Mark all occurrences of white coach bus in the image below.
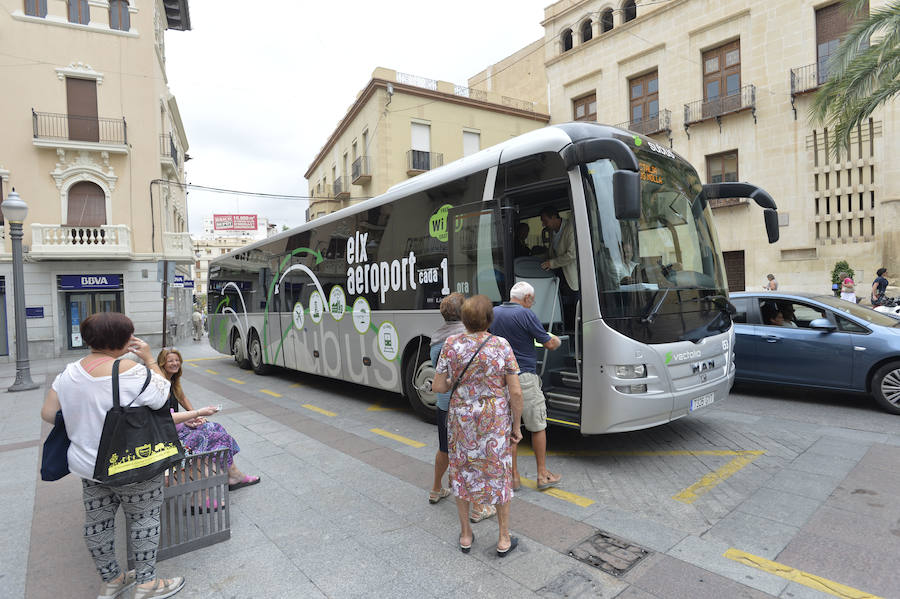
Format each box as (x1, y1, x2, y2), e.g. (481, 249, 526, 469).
(207, 123, 779, 434)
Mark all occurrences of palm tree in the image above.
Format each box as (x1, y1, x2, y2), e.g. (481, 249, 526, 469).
(810, 0, 900, 157)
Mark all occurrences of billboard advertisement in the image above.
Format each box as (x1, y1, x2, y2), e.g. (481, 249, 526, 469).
(213, 214, 258, 230)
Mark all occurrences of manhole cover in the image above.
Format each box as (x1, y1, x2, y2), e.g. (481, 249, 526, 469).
(567, 530, 650, 576)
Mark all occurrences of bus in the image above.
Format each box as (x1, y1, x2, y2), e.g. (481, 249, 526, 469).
(207, 123, 779, 434)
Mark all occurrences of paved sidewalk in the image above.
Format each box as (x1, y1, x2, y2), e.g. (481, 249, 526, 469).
(2, 343, 898, 598)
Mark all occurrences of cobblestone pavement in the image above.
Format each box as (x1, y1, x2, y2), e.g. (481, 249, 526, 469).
(3, 340, 899, 598)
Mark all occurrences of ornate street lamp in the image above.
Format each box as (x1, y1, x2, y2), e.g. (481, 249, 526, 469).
(2, 189, 38, 391)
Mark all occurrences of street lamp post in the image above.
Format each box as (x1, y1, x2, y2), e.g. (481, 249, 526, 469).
(2, 189, 38, 391)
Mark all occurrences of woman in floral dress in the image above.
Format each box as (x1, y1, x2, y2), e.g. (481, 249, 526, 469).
(157, 349, 260, 491)
(433, 295, 524, 556)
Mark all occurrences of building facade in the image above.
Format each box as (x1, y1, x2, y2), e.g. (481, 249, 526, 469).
(477, 0, 899, 294)
(304, 67, 550, 220)
(0, 0, 194, 358)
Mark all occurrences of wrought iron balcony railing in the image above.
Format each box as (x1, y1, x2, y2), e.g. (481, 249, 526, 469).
(615, 109, 671, 136)
(351, 156, 371, 184)
(160, 133, 179, 166)
(32, 110, 127, 145)
(684, 84, 756, 128)
(407, 150, 443, 173)
(334, 176, 350, 199)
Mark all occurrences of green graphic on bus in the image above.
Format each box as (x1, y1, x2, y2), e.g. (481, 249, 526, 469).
(428, 204, 453, 243)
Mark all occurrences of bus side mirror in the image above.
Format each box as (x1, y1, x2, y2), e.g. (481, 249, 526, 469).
(613, 170, 641, 220)
(764, 209, 779, 243)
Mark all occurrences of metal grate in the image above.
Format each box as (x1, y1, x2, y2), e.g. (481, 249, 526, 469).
(567, 530, 650, 576)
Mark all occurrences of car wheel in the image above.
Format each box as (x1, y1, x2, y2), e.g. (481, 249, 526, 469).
(404, 345, 437, 423)
(249, 332, 271, 375)
(871, 361, 900, 415)
(232, 333, 251, 370)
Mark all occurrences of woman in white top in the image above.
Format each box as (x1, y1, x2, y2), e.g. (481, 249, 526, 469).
(41, 312, 216, 599)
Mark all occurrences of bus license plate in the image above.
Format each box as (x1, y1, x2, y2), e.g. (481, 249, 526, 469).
(690, 393, 715, 411)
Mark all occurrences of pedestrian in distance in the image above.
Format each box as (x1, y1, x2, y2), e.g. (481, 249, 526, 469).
(41, 312, 215, 599)
(489, 281, 562, 490)
(157, 348, 260, 492)
(764, 273, 778, 291)
(539, 206, 579, 331)
(191, 309, 203, 341)
(840, 275, 857, 303)
(872, 268, 889, 305)
(426, 292, 465, 506)
(432, 295, 524, 556)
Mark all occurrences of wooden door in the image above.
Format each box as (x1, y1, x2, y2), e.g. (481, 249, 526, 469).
(722, 250, 745, 292)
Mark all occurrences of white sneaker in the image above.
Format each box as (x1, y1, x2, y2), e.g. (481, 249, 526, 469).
(97, 570, 135, 599)
(133, 577, 185, 599)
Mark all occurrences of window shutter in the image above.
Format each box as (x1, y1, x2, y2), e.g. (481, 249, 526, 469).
(67, 181, 106, 226)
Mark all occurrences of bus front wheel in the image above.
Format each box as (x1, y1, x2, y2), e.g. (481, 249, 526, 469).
(232, 333, 251, 370)
(404, 345, 437, 424)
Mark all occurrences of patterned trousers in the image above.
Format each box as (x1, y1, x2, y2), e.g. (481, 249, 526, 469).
(82, 473, 165, 584)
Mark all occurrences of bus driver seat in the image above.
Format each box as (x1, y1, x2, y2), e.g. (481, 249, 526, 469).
(513, 256, 563, 332)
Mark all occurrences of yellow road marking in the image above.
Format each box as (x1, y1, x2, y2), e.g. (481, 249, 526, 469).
(367, 403, 400, 411)
(260, 389, 282, 397)
(184, 356, 230, 362)
(227, 378, 245, 385)
(205, 369, 219, 375)
(187, 363, 199, 367)
(519, 476, 594, 507)
(672, 451, 764, 504)
(514, 447, 765, 504)
(547, 417, 580, 427)
(370, 428, 426, 448)
(302, 403, 336, 417)
(290, 383, 303, 388)
(724, 549, 883, 599)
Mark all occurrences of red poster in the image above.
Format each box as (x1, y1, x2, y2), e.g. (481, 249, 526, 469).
(213, 214, 257, 230)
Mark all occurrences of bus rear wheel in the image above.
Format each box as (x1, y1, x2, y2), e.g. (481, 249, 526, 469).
(405, 345, 437, 423)
(232, 333, 251, 370)
(249, 332, 271, 375)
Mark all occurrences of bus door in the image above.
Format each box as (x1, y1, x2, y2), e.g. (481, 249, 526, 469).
(447, 200, 509, 302)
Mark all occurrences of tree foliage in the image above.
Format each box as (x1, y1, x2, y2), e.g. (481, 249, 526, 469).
(810, 0, 900, 157)
(832, 260, 856, 285)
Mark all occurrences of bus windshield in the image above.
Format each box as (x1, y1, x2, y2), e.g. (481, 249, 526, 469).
(582, 149, 729, 343)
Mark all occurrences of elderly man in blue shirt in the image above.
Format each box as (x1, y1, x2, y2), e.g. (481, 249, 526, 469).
(490, 281, 562, 490)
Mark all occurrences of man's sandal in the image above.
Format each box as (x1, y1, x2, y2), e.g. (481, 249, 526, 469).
(428, 487, 451, 504)
(469, 504, 497, 523)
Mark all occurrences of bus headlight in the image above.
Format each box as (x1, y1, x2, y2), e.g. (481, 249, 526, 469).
(614, 364, 646, 379)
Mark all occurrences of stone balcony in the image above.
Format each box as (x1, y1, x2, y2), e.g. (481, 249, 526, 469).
(163, 231, 195, 263)
(30, 224, 132, 260)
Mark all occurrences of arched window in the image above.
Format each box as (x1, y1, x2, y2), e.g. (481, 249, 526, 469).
(67, 181, 106, 226)
(581, 19, 593, 43)
(623, 0, 637, 23)
(109, 0, 130, 31)
(562, 29, 573, 52)
(601, 9, 614, 33)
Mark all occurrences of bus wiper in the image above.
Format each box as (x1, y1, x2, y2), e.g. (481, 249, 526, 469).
(641, 287, 670, 324)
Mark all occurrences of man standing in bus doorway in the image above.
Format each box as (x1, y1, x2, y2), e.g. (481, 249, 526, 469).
(490, 281, 562, 490)
(539, 207, 579, 332)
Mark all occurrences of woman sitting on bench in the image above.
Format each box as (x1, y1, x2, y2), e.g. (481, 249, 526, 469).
(157, 348, 261, 491)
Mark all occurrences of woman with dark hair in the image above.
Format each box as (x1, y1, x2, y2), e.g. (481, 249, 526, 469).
(872, 268, 889, 305)
(157, 348, 259, 490)
(41, 313, 214, 599)
(432, 295, 524, 557)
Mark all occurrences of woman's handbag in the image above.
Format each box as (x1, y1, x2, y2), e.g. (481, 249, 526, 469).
(93, 360, 184, 485)
(40, 410, 70, 481)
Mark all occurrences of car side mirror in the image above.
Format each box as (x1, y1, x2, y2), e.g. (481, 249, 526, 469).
(809, 318, 836, 332)
(613, 170, 641, 220)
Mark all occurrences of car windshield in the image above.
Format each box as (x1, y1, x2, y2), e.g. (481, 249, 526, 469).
(582, 148, 729, 343)
(813, 295, 900, 327)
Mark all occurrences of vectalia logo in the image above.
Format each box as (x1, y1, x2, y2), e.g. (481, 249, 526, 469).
(665, 350, 702, 364)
